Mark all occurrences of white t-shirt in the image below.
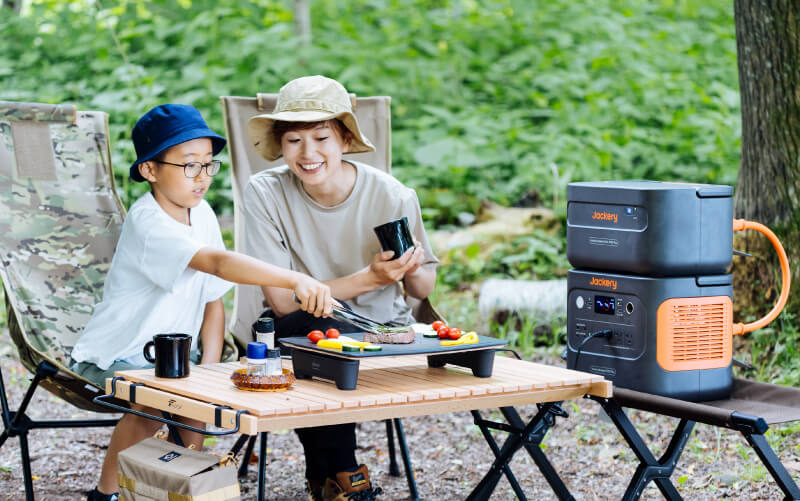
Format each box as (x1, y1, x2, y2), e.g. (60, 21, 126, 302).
(71, 192, 232, 370)
(230, 161, 438, 345)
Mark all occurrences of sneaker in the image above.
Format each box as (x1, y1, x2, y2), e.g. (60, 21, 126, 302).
(87, 488, 119, 501)
(322, 464, 383, 501)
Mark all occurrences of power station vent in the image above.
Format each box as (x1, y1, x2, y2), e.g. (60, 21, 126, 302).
(657, 296, 733, 372)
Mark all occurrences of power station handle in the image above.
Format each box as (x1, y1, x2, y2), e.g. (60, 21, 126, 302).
(732, 219, 791, 335)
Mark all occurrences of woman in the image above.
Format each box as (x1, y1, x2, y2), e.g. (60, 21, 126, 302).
(236, 75, 438, 501)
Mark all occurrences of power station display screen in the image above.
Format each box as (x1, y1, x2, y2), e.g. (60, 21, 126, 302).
(594, 295, 616, 315)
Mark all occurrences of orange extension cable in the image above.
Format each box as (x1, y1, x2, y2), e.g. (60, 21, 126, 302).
(732, 219, 792, 335)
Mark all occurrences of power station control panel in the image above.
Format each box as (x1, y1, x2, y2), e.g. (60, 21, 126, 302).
(568, 289, 645, 360)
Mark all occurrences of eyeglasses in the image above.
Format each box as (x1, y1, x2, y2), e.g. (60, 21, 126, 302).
(156, 159, 221, 178)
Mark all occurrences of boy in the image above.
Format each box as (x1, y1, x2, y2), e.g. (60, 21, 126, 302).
(238, 76, 438, 501)
(71, 104, 333, 501)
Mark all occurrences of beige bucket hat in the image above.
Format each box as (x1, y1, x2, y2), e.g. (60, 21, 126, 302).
(248, 75, 376, 161)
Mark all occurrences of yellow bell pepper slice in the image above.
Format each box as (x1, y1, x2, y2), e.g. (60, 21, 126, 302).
(440, 332, 479, 346)
(317, 339, 343, 350)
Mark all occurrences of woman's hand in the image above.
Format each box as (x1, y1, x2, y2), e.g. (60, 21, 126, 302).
(292, 273, 333, 318)
(369, 245, 425, 286)
(403, 239, 426, 277)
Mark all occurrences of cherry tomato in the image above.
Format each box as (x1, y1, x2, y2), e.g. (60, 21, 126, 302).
(325, 328, 341, 339)
(432, 320, 447, 331)
(447, 327, 462, 340)
(307, 330, 325, 344)
(437, 326, 450, 339)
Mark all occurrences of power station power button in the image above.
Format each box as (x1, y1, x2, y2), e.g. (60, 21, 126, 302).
(576, 296, 585, 309)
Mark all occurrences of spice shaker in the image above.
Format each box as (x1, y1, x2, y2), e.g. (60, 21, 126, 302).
(265, 349, 282, 376)
(246, 342, 268, 376)
(254, 317, 275, 349)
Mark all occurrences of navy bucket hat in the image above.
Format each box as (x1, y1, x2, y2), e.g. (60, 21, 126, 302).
(130, 104, 227, 182)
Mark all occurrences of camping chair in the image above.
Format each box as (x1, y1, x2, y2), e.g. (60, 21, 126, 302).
(220, 93, 442, 499)
(590, 381, 800, 500)
(0, 101, 123, 500)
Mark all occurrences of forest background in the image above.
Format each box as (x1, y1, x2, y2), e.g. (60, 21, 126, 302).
(2, 0, 795, 384)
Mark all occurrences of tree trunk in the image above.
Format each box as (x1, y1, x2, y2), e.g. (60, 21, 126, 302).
(733, 0, 800, 316)
(2, 0, 22, 14)
(294, 0, 312, 47)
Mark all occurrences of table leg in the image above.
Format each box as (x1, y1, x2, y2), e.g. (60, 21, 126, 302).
(385, 419, 400, 476)
(466, 402, 555, 501)
(500, 406, 574, 500)
(741, 431, 800, 501)
(257, 432, 268, 501)
(393, 418, 420, 501)
(597, 397, 690, 501)
(471, 410, 527, 500)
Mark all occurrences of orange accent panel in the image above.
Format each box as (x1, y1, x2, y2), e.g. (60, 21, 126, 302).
(657, 296, 732, 372)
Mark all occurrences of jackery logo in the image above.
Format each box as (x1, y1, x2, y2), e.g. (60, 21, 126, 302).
(590, 277, 617, 290)
(591, 210, 618, 224)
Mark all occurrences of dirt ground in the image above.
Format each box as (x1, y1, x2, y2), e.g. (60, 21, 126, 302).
(0, 348, 798, 500)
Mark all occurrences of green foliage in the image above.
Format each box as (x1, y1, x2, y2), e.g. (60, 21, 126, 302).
(438, 229, 569, 289)
(491, 314, 566, 355)
(5, 0, 794, 384)
(1, 0, 740, 221)
(739, 311, 800, 385)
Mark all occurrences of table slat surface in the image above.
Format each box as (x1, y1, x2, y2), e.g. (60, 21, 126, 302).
(112, 355, 610, 425)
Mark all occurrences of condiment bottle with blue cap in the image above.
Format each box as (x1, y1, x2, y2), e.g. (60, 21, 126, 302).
(246, 342, 268, 376)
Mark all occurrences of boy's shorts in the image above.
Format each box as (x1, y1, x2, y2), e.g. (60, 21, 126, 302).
(70, 351, 200, 389)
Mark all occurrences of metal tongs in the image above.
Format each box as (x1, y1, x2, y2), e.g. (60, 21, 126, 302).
(330, 302, 409, 335)
(293, 295, 408, 334)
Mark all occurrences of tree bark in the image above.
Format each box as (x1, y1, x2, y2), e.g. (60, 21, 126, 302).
(294, 0, 312, 47)
(733, 0, 800, 315)
(2, 0, 22, 14)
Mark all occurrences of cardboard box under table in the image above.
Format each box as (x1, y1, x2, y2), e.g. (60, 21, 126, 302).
(117, 437, 239, 501)
(103, 356, 611, 500)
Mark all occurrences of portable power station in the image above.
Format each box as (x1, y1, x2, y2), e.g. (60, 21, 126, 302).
(565, 269, 733, 401)
(564, 180, 790, 401)
(567, 180, 733, 276)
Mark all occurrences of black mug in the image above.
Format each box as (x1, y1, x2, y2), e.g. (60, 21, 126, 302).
(373, 217, 415, 260)
(143, 333, 191, 378)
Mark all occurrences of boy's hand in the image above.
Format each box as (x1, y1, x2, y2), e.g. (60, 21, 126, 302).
(369, 245, 424, 286)
(293, 274, 332, 318)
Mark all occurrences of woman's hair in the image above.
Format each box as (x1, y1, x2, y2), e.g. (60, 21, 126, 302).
(273, 118, 352, 144)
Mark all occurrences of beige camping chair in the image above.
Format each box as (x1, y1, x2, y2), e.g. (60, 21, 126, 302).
(220, 93, 441, 499)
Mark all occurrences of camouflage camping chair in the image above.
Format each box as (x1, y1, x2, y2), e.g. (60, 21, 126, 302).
(220, 93, 443, 499)
(0, 101, 122, 500)
(0, 101, 236, 500)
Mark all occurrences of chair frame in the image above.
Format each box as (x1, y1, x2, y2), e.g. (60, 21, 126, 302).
(0, 354, 119, 501)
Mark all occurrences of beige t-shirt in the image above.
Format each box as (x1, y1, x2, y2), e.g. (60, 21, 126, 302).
(231, 161, 438, 342)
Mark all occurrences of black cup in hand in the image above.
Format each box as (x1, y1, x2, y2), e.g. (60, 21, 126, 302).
(143, 333, 191, 378)
(373, 217, 415, 260)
